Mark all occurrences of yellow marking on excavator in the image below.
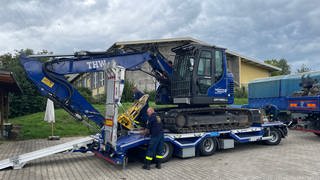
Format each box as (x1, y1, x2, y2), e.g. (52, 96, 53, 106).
(118, 94, 149, 130)
(41, 77, 54, 88)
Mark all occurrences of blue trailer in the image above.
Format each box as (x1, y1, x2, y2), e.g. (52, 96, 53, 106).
(247, 71, 320, 135)
(90, 121, 287, 168)
(0, 121, 287, 169)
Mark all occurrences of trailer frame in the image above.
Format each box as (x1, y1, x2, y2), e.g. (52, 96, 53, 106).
(0, 121, 287, 170)
(89, 121, 287, 168)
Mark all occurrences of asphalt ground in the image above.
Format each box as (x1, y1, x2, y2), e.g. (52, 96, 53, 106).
(0, 130, 319, 180)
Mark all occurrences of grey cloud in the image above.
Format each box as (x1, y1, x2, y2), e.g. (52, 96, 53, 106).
(0, 0, 319, 71)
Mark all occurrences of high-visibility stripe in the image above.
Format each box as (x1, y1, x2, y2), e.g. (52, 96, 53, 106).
(134, 120, 140, 124)
(145, 156, 153, 160)
(105, 119, 113, 126)
(156, 155, 163, 159)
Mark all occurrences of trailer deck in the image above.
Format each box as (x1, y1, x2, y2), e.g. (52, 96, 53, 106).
(0, 121, 287, 170)
(7, 131, 320, 180)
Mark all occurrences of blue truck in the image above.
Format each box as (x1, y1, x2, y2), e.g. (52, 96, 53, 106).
(0, 43, 287, 170)
(247, 71, 320, 135)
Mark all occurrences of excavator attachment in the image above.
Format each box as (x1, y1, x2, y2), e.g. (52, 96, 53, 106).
(118, 94, 149, 130)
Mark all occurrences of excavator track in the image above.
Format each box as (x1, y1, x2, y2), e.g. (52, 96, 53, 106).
(156, 107, 262, 133)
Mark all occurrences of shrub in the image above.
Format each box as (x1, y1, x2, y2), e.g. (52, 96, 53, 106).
(77, 87, 94, 103)
(234, 86, 248, 98)
(93, 94, 106, 104)
(144, 90, 156, 102)
(121, 80, 135, 102)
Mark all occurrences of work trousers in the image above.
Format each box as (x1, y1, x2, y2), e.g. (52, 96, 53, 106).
(145, 134, 164, 161)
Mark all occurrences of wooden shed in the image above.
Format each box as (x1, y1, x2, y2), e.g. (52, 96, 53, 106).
(0, 70, 21, 137)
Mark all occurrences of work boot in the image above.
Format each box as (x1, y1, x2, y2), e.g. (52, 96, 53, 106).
(156, 160, 161, 169)
(142, 160, 151, 170)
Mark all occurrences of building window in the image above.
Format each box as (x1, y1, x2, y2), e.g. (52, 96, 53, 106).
(86, 76, 90, 88)
(90, 73, 94, 88)
(82, 78, 86, 87)
(99, 72, 104, 87)
(94, 72, 98, 88)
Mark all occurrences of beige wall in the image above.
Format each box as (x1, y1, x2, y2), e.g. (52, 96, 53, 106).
(92, 87, 105, 96)
(120, 42, 180, 91)
(240, 60, 270, 86)
(226, 54, 241, 86)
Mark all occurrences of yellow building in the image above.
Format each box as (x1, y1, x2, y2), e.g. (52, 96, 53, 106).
(226, 50, 281, 87)
(71, 37, 280, 97)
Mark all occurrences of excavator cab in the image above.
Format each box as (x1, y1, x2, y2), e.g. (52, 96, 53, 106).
(171, 43, 234, 105)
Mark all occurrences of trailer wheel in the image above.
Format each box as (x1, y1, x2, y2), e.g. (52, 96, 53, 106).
(199, 137, 217, 156)
(161, 142, 173, 163)
(264, 129, 281, 145)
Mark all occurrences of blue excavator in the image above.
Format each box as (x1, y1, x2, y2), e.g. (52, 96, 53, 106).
(20, 43, 261, 133)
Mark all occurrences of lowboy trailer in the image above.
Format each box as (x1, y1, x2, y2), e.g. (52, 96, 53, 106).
(99, 121, 287, 167)
(0, 121, 287, 169)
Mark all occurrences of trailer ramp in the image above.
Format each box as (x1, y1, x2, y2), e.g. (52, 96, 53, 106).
(0, 136, 94, 170)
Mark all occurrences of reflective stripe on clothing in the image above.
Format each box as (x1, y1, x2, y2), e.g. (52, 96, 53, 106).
(145, 156, 153, 160)
(156, 155, 163, 159)
(145, 134, 164, 161)
(134, 120, 140, 124)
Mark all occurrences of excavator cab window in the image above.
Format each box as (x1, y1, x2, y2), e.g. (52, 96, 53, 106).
(171, 51, 193, 97)
(214, 50, 223, 81)
(197, 50, 213, 95)
(197, 51, 211, 76)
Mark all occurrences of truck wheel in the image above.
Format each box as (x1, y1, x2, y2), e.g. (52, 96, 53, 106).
(199, 137, 217, 156)
(264, 129, 281, 145)
(161, 142, 173, 163)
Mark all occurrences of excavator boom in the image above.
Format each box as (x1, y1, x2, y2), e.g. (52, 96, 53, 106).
(20, 50, 172, 128)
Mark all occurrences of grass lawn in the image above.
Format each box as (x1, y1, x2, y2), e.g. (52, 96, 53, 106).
(9, 99, 248, 140)
(234, 98, 248, 105)
(9, 102, 171, 140)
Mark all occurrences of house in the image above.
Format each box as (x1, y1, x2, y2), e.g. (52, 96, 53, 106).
(71, 37, 280, 97)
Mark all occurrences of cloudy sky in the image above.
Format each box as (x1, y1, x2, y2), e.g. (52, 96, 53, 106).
(0, 0, 319, 71)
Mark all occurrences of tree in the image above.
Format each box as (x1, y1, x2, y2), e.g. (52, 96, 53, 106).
(296, 64, 311, 73)
(1, 49, 47, 118)
(264, 58, 291, 76)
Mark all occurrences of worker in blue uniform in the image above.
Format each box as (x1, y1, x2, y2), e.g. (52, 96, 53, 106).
(142, 107, 164, 170)
(132, 86, 149, 128)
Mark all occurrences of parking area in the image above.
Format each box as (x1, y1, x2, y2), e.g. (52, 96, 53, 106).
(0, 130, 320, 180)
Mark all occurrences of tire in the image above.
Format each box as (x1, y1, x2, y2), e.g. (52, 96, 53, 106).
(199, 137, 217, 156)
(161, 142, 173, 162)
(264, 129, 281, 145)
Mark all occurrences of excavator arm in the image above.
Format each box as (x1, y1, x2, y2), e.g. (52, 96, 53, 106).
(20, 50, 172, 128)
